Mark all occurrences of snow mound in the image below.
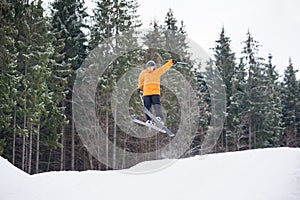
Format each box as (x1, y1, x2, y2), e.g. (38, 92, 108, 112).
(1, 148, 300, 200)
(0, 157, 29, 177)
(0, 157, 30, 200)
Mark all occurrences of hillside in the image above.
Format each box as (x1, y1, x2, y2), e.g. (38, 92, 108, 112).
(1, 148, 300, 200)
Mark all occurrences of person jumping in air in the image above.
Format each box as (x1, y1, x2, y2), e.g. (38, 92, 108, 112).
(137, 59, 177, 125)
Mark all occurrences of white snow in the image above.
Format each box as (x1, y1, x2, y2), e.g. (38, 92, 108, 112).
(1, 148, 300, 200)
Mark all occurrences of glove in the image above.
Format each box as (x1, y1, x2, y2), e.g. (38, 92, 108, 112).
(137, 89, 142, 95)
(172, 59, 177, 65)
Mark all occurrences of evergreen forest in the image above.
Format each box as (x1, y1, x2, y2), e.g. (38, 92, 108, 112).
(0, 0, 299, 173)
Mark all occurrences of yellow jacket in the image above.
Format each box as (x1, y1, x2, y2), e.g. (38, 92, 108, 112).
(138, 60, 173, 96)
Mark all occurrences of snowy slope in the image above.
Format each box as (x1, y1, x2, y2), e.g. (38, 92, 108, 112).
(1, 148, 300, 200)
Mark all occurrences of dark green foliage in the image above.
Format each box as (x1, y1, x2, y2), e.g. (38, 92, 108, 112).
(212, 27, 235, 98)
(242, 31, 269, 148)
(281, 59, 298, 147)
(90, 0, 143, 168)
(262, 54, 283, 147)
(297, 80, 300, 146)
(211, 27, 236, 152)
(227, 58, 249, 151)
(50, 0, 89, 170)
(51, 0, 88, 72)
(0, 0, 299, 173)
(212, 29, 284, 151)
(0, 0, 18, 157)
(0, 0, 64, 173)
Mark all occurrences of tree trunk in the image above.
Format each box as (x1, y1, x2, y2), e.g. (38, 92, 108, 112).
(71, 119, 75, 170)
(22, 61, 28, 171)
(22, 134, 26, 171)
(248, 117, 252, 149)
(88, 153, 94, 169)
(22, 109, 27, 171)
(36, 119, 40, 174)
(47, 149, 52, 171)
(105, 110, 109, 170)
(28, 123, 33, 174)
(12, 108, 16, 165)
(113, 107, 117, 169)
(60, 102, 65, 171)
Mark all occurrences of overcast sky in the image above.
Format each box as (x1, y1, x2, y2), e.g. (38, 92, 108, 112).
(45, 0, 299, 78)
(135, 0, 300, 77)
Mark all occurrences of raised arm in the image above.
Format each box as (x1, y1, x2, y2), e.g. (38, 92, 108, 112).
(156, 59, 175, 75)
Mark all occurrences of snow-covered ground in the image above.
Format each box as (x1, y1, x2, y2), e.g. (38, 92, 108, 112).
(1, 148, 300, 200)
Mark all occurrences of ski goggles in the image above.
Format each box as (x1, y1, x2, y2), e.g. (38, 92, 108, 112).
(148, 66, 156, 71)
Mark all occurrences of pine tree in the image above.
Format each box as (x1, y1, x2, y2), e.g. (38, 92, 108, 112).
(51, 0, 89, 170)
(0, 0, 55, 173)
(163, 11, 194, 103)
(143, 20, 165, 60)
(262, 54, 283, 147)
(296, 79, 300, 147)
(40, 8, 71, 172)
(143, 9, 192, 79)
(0, 0, 19, 158)
(191, 65, 211, 155)
(164, 8, 179, 53)
(90, 0, 141, 49)
(141, 9, 206, 157)
(90, 0, 141, 84)
(227, 58, 249, 151)
(89, 0, 142, 169)
(281, 58, 298, 147)
(200, 59, 226, 154)
(161, 9, 201, 157)
(25, 0, 55, 174)
(211, 27, 236, 152)
(212, 27, 235, 97)
(163, 8, 191, 68)
(241, 30, 268, 149)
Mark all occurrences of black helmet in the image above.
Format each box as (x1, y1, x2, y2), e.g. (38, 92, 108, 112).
(146, 60, 156, 67)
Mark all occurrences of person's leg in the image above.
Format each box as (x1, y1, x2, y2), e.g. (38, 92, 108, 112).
(143, 95, 151, 121)
(151, 95, 163, 120)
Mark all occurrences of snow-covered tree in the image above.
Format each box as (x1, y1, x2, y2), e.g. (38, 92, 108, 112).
(0, 0, 19, 158)
(200, 59, 226, 154)
(51, 0, 89, 170)
(211, 27, 236, 152)
(163, 8, 191, 72)
(90, 0, 142, 169)
(41, 15, 71, 172)
(0, 0, 55, 173)
(90, 0, 141, 49)
(227, 58, 249, 151)
(24, 0, 54, 174)
(164, 8, 180, 53)
(281, 59, 298, 147)
(262, 54, 283, 147)
(242, 30, 268, 149)
(296, 80, 300, 147)
(190, 66, 211, 155)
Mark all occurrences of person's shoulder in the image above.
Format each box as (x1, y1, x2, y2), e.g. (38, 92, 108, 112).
(139, 69, 147, 76)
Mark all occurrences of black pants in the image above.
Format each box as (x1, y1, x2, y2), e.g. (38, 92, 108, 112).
(143, 95, 163, 121)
